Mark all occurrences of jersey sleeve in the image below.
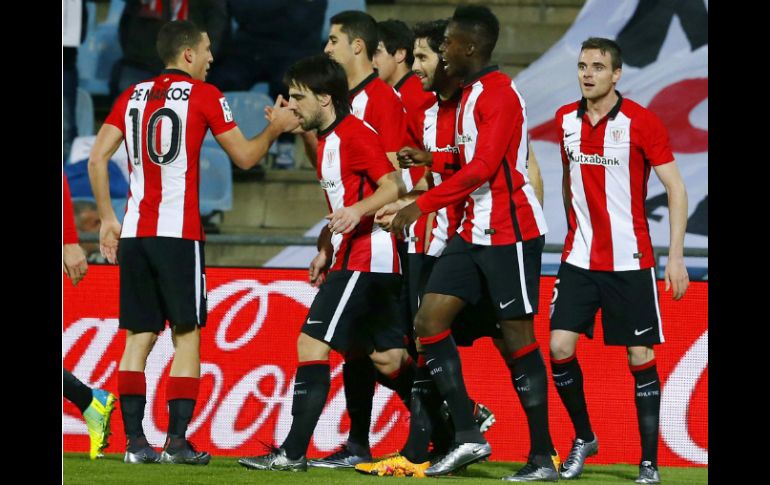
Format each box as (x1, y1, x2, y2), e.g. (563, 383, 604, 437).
(200, 85, 238, 136)
(416, 89, 521, 213)
(103, 88, 133, 134)
(642, 110, 675, 166)
(369, 92, 407, 152)
(348, 128, 396, 183)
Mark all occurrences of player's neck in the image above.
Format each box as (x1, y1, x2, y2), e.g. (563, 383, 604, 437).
(318, 109, 337, 132)
(164, 63, 192, 77)
(347, 60, 375, 90)
(585, 89, 619, 124)
(437, 79, 461, 101)
(389, 67, 411, 88)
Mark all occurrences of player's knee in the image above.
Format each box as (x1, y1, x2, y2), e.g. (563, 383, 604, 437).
(369, 348, 402, 374)
(549, 339, 576, 361)
(627, 346, 654, 367)
(500, 318, 535, 346)
(296, 332, 330, 362)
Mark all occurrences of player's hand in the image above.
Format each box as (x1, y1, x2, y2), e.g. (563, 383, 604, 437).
(326, 206, 362, 234)
(375, 200, 412, 231)
(397, 146, 432, 168)
(265, 95, 301, 133)
(63, 243, 88, 286)
(99, 218, 122, 264)
(664, 257, 689, 300)
(390, 202, 422, 239)
(309, 250, 331, 287)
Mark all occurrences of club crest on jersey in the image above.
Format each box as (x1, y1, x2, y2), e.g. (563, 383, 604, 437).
(324, 148, 337, 168)
(610, 127, 626, 143)
(219, 97, 233, 123)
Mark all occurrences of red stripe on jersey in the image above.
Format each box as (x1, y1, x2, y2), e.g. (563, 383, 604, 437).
(580, 120, 613, 269)
(630, 127, 655, 269)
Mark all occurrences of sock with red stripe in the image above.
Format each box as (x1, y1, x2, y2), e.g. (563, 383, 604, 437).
(551, 354, 594, 442)
(118, 370, 148, 450)
(509, 343, 554, 457)
(282, 361, 331, 460)
(631, 360, 660, 467)
(419, 330, 484, 444)
(165, 376, 200, 451)
(342, 356, 376, 452)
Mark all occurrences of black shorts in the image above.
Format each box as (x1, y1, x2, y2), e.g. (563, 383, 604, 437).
(409, 254, 502, 347)
(302, 270, 406, 354)
(549, 263, 664, 346)
(118, 237, 207, 334)
(424, 235, 544, 320)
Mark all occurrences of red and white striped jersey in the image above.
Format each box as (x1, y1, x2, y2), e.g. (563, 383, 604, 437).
(104, 69, 237, 240)
(416, 66, 547, 246)
(349, 72, 406, 153)
(404, 93, 464, 256)
(317, 115, 400, 274)
(558, 95, 674, 271)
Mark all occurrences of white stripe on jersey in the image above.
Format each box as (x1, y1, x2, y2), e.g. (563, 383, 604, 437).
(469, 182, 492, 244)
(157, 81, 193, 237)
(320, 133, 344, 210)
(370, 225, 396, 272)
(562, 112, 593, 268)
(401, 169, 414, 192)
(650, 267, 664, 342)
(121, 81, 154, 238)
(351, 90, 369, 121)
(427, 172, 449, 257)
(604, 112, 639, 270)
(325, 271, 361, 341)
(458, 85, 490, 244)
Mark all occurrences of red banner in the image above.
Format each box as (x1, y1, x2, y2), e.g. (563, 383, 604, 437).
(64, 266, 707, 466)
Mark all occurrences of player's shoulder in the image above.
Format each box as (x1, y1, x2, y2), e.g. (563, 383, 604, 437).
(620, 97, 665, 128)
(556, 101, 581, 119)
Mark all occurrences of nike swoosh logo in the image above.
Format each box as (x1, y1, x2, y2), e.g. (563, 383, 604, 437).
(553, 372, 568, 377)
(514, 375, 525, 381)
(634, 327, 653, 336)
(426, 358, 436, 365)
(637, 381, 656, 389)
(306, 320, 323, 325)
(413, 379, 432, 384)
(472, 447, 485, 455)
(565, 132, 575, 137)
(499, 298, 516, 309)
(295, 381, 306, 386)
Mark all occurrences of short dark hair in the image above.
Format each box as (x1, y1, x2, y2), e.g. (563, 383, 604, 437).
(581, 37, 623, 70)
(156, 20, 204, 65)
(330, 10, 379, 61)
(284, 55, 350, 119)
(412, 18, 449, 55)
(451, 5, 499, 61)
(377, 19, 415, 66)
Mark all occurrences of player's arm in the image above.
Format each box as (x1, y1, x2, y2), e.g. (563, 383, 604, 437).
(375, 170, 429, 230)
(63, 174, 88, 286)
(300, 131, 318, 167)
(87, 123, 125, 264)
(527, 141, 544, 207)
(216, 96, 299, 170)
(414, 94, 519, 215)
(653, 161, 689, 300)
(561, 162, 572, 225)
(309, 225, 333, 287)
(328, 172, 406, 234)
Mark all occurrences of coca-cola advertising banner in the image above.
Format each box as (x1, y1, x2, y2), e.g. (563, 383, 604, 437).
(64, 266, 707, 466)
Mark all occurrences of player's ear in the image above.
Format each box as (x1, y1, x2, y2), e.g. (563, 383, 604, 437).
(318, 93, 332, 108)
(183, 47, 194, 64)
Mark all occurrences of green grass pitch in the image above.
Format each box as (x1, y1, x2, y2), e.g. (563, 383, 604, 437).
(64, 453, 707, 484)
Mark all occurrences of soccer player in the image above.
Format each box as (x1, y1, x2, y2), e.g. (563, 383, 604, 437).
(390, 6, 557, 480)
(63, 172, 117, 461)
(549, 37, 689, 484)
(237, 54, 407, 473)
(88, 20, 299, 465)
(303, 10, 414, 469)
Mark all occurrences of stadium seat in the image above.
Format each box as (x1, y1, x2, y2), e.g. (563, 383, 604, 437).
(322, 0, 366, 41)
(76, 88, 95, 137)
(199, 146, 233, 216)
(78, 24, 122, 96)
(105, 0, 125, 26)
(222, 90, 278, 155)
(250, 82, 269, 95)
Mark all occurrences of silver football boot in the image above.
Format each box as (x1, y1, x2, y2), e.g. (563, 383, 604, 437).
(635, 461, 661, 484)
(559, 436, 598, 479)
(124, 444, 161, 464)
(424, 441, 492, 476)
(238, 446, 308, 472)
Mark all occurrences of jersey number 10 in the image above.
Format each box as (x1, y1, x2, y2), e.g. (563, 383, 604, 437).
(128, 107, 183, 166)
